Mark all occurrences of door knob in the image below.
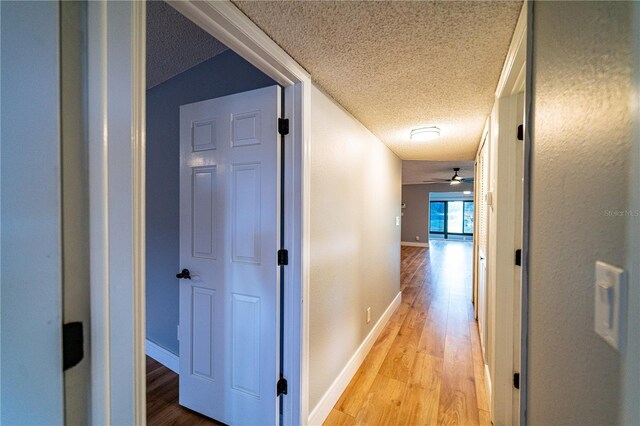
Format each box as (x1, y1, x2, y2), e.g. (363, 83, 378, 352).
(176, 269, 191, 279)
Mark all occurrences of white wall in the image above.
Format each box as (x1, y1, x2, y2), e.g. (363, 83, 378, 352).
(529, 2, 631, 423)
(308, 84, 401, 410)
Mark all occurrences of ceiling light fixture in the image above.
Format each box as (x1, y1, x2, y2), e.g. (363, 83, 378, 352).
(410, 126, 440, 142)
(449, 180, 461, 186)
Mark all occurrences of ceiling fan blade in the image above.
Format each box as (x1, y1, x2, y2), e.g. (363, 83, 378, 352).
(461, 177, 475, 183)
(422, 179, 450, 183)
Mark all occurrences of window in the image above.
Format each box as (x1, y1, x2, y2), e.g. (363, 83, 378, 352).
(429, 201, 445, 233)
(463, 201, 474, 234)
(447, 201, 464, 233)
(430, 200, 474, 238)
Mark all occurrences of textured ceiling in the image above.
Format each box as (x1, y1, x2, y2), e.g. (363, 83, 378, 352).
(402, 160, 475, 185)
(147, 1, 228, 89)
(233, 0, 522, 160)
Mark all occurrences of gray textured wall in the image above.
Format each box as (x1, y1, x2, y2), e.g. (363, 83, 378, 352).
(529, 2, 631, 423)
(401, 183, 473, 243)
(146, 50, 274, 354)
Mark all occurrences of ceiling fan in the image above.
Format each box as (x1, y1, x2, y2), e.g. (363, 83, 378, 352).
(422, 167, 474, 185)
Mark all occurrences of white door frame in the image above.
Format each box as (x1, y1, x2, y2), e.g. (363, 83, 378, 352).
(87, 1, 146, 424)
(87, 0, 311, 424)
(487, 4, 527, 426)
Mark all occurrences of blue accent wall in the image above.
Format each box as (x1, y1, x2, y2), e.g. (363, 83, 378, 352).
(146, 50, 274, 354)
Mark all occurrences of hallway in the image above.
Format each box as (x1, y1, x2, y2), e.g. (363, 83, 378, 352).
(325, 241, 489, 425)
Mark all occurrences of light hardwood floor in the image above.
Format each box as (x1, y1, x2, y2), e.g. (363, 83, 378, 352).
(325, 241, 490, 425)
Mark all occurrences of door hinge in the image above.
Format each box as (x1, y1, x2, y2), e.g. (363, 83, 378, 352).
(277, 377, 288, 396)
(63, 322, 84, 371)
(278, 249, 289, 266)
(278, 118, 289, 136)
(517, 124, 524, 141)
(515, 249, 522, 266)
(513, 372, 520, 389)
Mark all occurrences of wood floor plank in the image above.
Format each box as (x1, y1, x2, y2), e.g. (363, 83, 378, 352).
(146, 357, 222, 425)
(411, 287, 431, 313)
(400, 247, 420, 279)
(400, 248, 427, 285)
(437, 335, 480, 426)
(417, 295, 448, 358)
(395, 352, 443, 425)
(405, 257, 427, 288)
(335, 318, 403, 417)
(323, 409, 355, 425)
(378, 306, 426, 383)
(446, 294, 471, 341)
(401, 285, 421, 307)
(389, 299, 411, 326)
(352, 374, 406, 425)
(479, 409, 492, 426)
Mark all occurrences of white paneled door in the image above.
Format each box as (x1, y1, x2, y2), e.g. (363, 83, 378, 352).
(178, 86, 281, 425)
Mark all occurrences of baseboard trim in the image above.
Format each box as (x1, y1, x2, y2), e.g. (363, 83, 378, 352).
(485, 363, 492, 409)
(146, 339, 179, 374)
(307, 291, 402, 425)
(401, 241, 429, 247)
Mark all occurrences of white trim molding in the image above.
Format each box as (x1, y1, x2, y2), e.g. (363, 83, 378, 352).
(167, 1, 309, 86)
(485, 363, 493, 417)
(307, 292, 402, 426)
(495, 4, 527, 98)
(401, 241, 429, 248)
(87, 1, 146, 424)
(87, 2, 111, 422)
(132, 1, 147, 423)
(146, 340, 179, 374)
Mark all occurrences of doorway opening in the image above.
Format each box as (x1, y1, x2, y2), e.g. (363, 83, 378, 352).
(144, 2, 291, 424)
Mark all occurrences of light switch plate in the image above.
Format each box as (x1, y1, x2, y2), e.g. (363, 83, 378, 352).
(485, 191, 493, 207)
(594, 261, 627, 351)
